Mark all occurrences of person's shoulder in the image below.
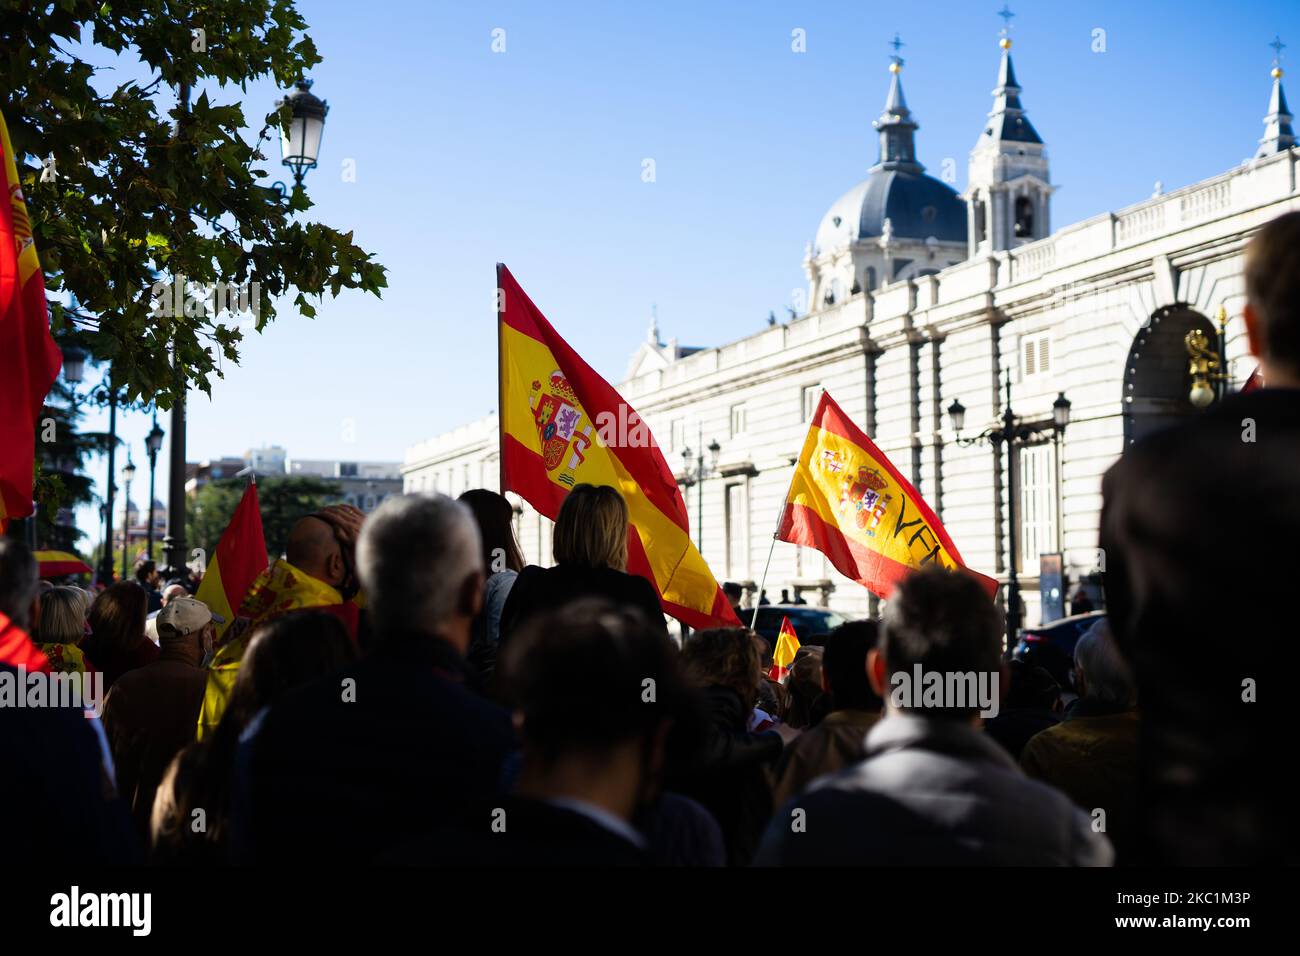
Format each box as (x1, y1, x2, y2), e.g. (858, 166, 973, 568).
(104, 663, 146, 696)
(615, 568, 663, 606)
(755, 773, 905, 865)
(486, 569, 518, 597)
(507, 564, 550, 596)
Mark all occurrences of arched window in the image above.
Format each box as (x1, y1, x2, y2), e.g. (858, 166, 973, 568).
(974, 200, 987, 243)
(1014, 196, 1035, 238)
(826, 277, 842, 305)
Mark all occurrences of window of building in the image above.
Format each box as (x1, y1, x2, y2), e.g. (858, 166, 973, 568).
(1014, 196, 1035, 238)
(801, 384, 823, 423)
(1021, 332, 1051, 378)
(1018, 444, 1058, 573)
(670, 419, 684, 453)
(339, 462, 358, 478)
(726, 483, 748, 579)
(864, 267, 877, 291)
(974, 199, 987, 243)
(729, 404, 747, 438)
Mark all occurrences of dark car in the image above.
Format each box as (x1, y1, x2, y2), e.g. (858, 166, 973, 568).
(1012, 610, 1106, 691)
(746, 605, 849, 649)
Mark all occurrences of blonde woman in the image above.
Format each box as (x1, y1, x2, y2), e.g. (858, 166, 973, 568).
(498, 484, 665, 644)
(36, 586, 95, 675)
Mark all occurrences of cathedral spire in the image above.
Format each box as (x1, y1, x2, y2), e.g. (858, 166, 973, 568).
(983, 8, 1041, 146)
(872, 34, 923, 173)
(1257, 36, 1296, 158)
(965, 8, 1052, 255)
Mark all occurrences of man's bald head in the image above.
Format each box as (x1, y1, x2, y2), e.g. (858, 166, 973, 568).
(286, 514, 344, 588)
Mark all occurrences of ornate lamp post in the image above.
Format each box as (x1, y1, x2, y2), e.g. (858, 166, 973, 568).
(277, 79, 329, 191)
(145, 417, 165, 557)
(120, 457, 137, 579)
(947, 371, 1071, 653)
(680, 427, 722, 552)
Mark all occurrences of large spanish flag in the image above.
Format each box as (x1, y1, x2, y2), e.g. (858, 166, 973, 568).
(194, 481, 268, 643)
(0, 110, 62, 533)
(498, 264, 739, 629)
(779, 390, 998, 600)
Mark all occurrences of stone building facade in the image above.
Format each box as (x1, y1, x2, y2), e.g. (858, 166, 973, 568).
(403, 41, 1298, 626)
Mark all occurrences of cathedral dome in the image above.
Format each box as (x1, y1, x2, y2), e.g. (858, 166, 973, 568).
(815, 169, 967, 253)
(813, 56, 967, 256)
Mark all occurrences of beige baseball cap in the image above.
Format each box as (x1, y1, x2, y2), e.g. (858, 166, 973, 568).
(156, 596, 223, 640)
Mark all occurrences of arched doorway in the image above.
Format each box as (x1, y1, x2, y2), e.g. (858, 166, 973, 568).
(1122, 304, 1216, 447)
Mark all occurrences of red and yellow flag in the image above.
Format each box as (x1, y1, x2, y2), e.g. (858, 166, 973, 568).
(33, 550, 93, 577)
(497, 264, 740, 629)
(0, 110, 61, 532)
(0, 610, 49, 673)
(779, 390, 998, 600)
(195, 481, 268, 643)
(768, 615, 801, 682)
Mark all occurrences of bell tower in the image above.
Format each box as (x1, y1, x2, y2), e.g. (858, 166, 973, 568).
(965, 7, 1053, 256)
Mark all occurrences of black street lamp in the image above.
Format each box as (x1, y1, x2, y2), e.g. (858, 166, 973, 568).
(145, 417, 165, 558)
(61, 346, 86, 386)
(277, 79, 329, 190)
(948, 371, 1071, 653)
(120, 457, 136, 580)
(680, 428, 722, 552)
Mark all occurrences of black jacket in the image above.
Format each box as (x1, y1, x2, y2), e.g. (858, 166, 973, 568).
(666, 685, 782, 867)
(1101, 388, 1297, 865)
(0, 665, 139, 864)
(498, 563, 666, 644)
(235, 637, 516, 865)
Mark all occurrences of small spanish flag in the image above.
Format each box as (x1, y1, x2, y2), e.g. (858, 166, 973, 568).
(779, 390, 997, 600)
(768, 615, 800, 682)
(498, 264, 739, 629)
(194, 481, 268, 643)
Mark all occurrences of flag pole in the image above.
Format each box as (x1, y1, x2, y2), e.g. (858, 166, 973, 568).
(750, 449, 804, 630)
(496, 263, 506, 496)
(750, 533, 777, 630)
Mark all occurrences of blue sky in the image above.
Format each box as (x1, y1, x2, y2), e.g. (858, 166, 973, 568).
(72, 0, 1298, 545)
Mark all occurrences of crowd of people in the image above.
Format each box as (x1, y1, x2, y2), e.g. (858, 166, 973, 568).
(1, 211, 1294, 867)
